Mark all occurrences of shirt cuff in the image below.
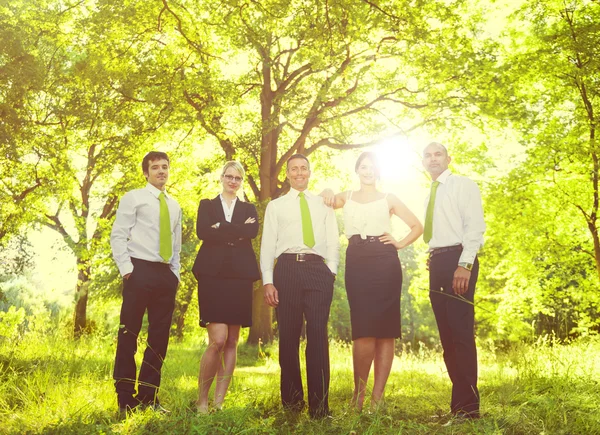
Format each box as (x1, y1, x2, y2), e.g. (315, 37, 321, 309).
(262, 271, 273, 286)
(170, 266, 180, 281)
(459, 251, 477, 265)
(327, 262, 338, 275)
(118, 261, 134, 277)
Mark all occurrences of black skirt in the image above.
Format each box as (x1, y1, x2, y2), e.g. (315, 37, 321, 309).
(197, 274, 253, 328)
(345, 238, 402, 340)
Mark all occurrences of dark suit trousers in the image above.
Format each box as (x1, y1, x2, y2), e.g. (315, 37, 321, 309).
(113, 258, 178, 405)
(274, 256, 334, 417)
(429, 250, 480, 416)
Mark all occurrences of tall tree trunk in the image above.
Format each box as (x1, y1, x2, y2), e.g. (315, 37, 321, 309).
(73, 259, 90, 338)
(247, 281, 274, 344)
(173, 282, 195, 339)
(247, 200, 274, 344)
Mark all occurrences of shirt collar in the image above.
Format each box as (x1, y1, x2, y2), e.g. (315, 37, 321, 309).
(435, 169, 452, 184)
(220, 194, 238, 204)
(145, 183, 170, 199)
(289, 187, 313, 198)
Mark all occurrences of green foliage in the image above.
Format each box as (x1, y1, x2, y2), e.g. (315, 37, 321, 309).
(461, 0, 600, 341)
(0, 306, 25, 342)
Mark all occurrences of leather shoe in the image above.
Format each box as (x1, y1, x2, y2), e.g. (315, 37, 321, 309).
(441, 412, 480, 427)
(283, 400, 305, 413)
(141, 402, 171, 414)
(309, 410, 333, 420)
(118, 396, 140, 416)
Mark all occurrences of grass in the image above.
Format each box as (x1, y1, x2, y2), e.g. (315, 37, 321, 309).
(1, 329, 599, 434)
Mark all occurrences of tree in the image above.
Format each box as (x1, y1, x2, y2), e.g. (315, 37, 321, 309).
(477, 0, 600, 339)
(158, 0, 495, 343)
(0, 6, 51, 244)
(1, 0, 182, 336)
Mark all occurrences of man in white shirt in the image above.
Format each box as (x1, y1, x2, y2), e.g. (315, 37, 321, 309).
(261, 154, 340, 419)
(422, 142, 486, 424)
(110, 151, 182, 414)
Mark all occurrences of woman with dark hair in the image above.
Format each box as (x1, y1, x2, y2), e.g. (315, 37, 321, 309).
(322, 152, 423, 411)
(192, 161, 261, 413)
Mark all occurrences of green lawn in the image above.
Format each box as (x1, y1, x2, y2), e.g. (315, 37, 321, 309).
(1, 330, 599, 434)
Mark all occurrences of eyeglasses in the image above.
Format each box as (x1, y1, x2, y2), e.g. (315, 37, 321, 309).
(223, 174, 243, 183)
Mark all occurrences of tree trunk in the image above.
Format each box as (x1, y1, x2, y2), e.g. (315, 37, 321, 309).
(73, 259, 90, 338)
(247, 281, 274, 344)
(247, 199, 274, 344)
(173, 282, 195, 339)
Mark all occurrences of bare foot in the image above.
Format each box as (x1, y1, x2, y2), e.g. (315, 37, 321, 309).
(370, 396, 385, 413)
(195, 401, 209, 414)
(350, 393, 364, 412)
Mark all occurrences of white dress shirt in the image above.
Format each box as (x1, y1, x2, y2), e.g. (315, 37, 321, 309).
(220, 194, 237, 222)
(110, 183, 182, 279)
(424, 169, 485, 264)
(260, 188, 340, 285)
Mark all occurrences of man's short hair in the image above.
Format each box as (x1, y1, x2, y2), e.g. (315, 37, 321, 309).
(286, 153, 310, 170)
(142, 151, 170, 174)
(425, 142, 449, 156)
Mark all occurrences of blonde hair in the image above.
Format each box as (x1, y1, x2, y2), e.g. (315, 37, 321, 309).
(221, 161, 245, 179)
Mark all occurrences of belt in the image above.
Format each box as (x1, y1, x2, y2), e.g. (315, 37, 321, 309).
(429, 245, 463, 257)
(348, 235, 381, 246)
(131, 257, 171, 267)
(278, 253, 324, 262)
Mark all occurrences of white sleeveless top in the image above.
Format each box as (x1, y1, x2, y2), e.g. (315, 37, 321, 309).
(343, 191, 391, 239)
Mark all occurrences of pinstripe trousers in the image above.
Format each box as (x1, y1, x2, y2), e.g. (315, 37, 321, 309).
(274, 255, 335, 418)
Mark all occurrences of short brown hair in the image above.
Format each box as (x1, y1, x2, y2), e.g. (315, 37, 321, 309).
(142, 151, 169, 174)
(286, 153, 310, 170)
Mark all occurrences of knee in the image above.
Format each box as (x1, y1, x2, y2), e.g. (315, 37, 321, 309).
(225, 335, 239, 350)
(209, 338, 227, 352)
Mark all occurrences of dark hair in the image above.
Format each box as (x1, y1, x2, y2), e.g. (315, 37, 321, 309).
(355, 151, 380, 175)
(286, 153, 310, 170)
(142, 151, 170, 174)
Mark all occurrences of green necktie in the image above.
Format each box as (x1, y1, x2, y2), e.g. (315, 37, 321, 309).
(299, 192, 315, 248)
(424, 181, 440, 244)
(159, 192, 172, 262)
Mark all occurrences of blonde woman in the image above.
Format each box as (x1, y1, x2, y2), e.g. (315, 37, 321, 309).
(192, 161, 261, 413)
(322, 152, 423, 411)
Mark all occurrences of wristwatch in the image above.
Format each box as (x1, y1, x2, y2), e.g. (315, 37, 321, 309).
(458, 262, 473, 271)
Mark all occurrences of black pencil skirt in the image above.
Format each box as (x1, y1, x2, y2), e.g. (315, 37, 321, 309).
(197, 274, 253, 327)
(345, 238, 402, 340)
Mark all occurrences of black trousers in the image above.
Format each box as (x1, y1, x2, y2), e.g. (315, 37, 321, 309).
(113, 258, 178, 405)
(274, 255, 335, 418)
(429, 250, 480, 416)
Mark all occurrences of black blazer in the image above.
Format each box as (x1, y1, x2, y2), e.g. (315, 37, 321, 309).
(192, 196, 261, 281)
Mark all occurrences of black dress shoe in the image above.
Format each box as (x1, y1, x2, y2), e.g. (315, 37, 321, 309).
(309, 410, 333, 420)
(441, 412, 480, 427)
(118, 395, 140, 414)
(140, 402, 171, 414)
(283, 400, 305, 413)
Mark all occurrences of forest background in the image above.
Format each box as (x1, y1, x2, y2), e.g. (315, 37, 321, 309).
(1, 0, 600, 433)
